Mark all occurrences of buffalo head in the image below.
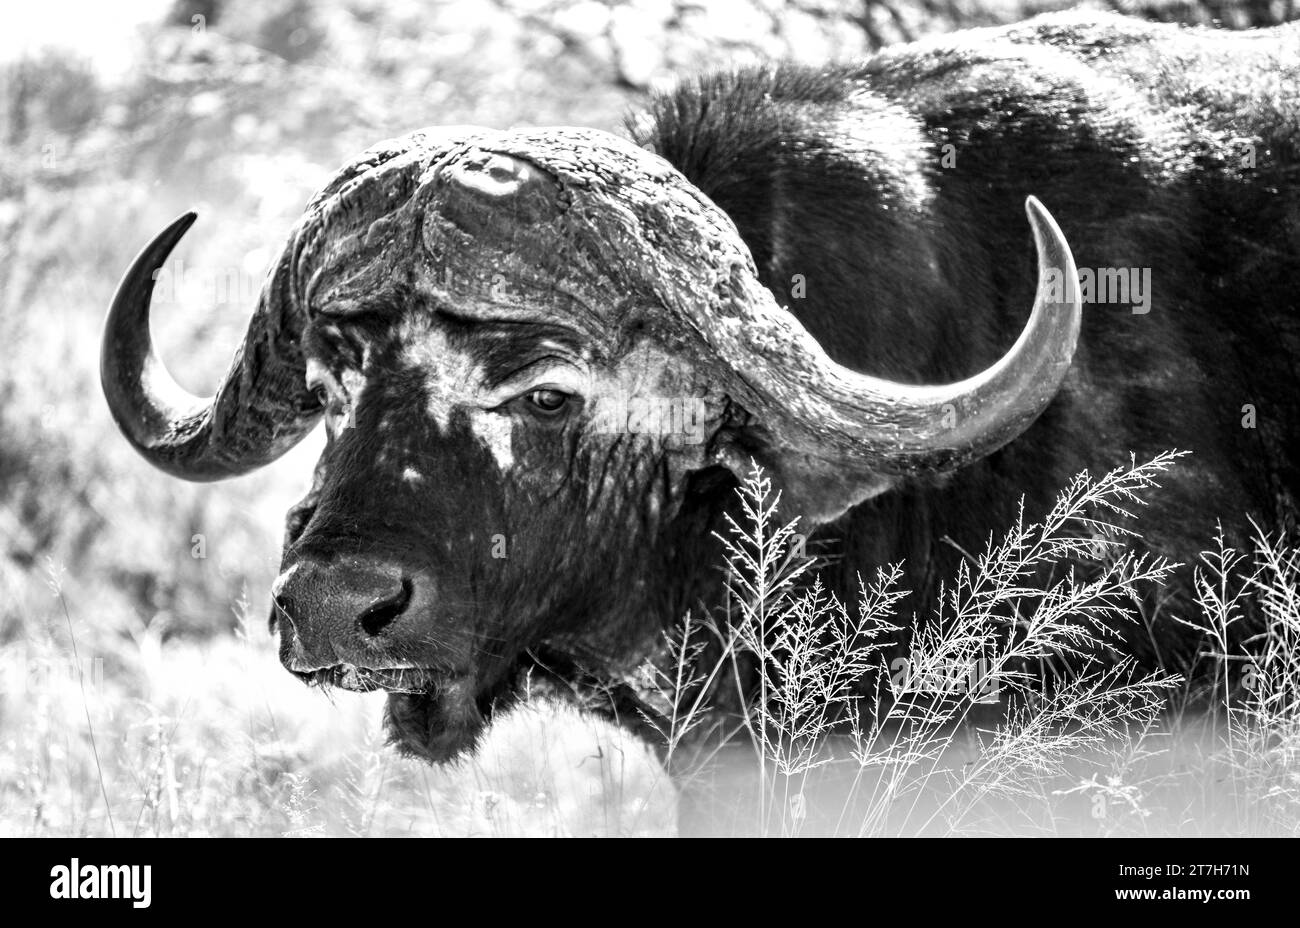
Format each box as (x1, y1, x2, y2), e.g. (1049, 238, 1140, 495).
(101, 126, 1079, 761)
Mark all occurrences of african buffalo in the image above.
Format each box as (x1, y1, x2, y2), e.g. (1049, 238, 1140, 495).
(101, 12, 1299, 761)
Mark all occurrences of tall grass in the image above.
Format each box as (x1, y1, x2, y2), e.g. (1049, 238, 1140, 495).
(1175, 525, 1300, 834)
(0, 588, 678, 837)
(6, 459, 1299, 836)
(645, 454, 1300, 836)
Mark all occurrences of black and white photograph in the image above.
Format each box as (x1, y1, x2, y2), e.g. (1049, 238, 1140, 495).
(1, 0, 1297, 868)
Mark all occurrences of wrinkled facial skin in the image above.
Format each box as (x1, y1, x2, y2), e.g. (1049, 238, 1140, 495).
(272, 298, 733, 762)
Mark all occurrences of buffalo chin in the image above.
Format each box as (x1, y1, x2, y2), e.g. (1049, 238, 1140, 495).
(383, 682, 494, 764)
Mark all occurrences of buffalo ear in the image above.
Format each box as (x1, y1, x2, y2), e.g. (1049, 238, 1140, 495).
(711, 428, 898, 527)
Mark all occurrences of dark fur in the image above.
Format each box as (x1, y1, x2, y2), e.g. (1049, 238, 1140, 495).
(632, 12, 1300, 675)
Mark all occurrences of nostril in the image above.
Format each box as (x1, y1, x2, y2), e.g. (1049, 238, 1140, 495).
(358, 577, 413, 637)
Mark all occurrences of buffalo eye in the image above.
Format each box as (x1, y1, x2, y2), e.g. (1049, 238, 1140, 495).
(310, 382, 329, 409)
(524, 388, 570, 416)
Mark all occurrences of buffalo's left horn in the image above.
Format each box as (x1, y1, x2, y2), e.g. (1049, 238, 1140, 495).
(716, 196, 1081, 476)
(100, 214, 320, 480)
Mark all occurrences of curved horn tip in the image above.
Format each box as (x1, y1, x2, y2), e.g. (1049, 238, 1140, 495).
(107, 212, 201, 311)
(139, 212, 201, 270)
(156, 211, 200, 253)
(1023, 196, 1082, 310)
(101, 211, 203, 380)
(1023, 195, 1062, 253)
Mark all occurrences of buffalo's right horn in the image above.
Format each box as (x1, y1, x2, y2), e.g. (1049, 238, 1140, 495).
(100, 214, 321, 480)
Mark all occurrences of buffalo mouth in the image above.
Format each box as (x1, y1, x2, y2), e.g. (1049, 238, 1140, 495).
(294, 663, 498, 762)
(293, 653, 597, 764)
(295, 663, 439, 695)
